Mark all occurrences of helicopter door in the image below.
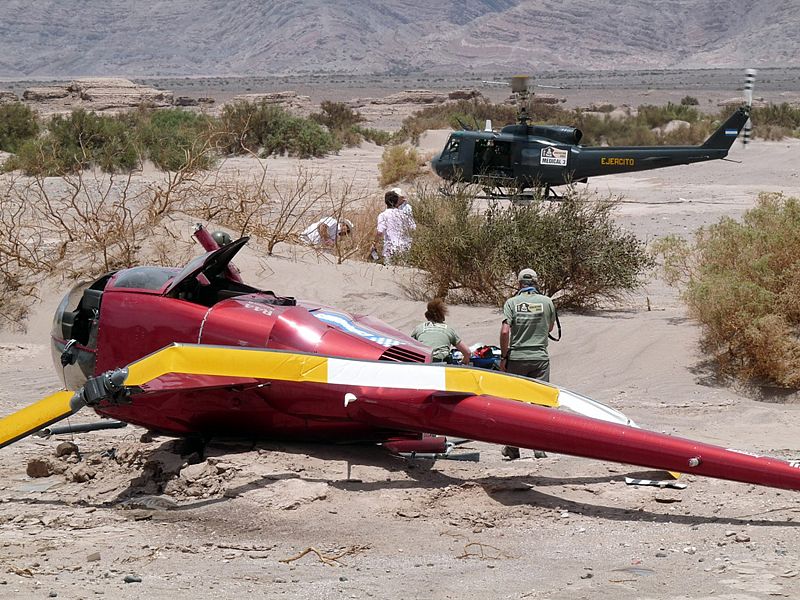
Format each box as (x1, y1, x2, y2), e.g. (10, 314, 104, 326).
(473, 139, 513, 180)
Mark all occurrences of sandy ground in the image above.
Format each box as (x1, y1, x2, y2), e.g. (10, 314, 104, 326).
(2, 103, 800, 600)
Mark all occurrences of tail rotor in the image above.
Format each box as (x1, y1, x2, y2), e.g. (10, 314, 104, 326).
(742, 68, 756, 147)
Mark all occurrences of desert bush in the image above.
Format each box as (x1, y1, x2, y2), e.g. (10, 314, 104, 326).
(637, 103, 701, 128)
(133, 108, 216, 171)
(654, 192, 800, 387)
(310, 100, 366, 147)
(0, 103, 39, 153)
(8, 109, 138, 175)
(750, 103, 800, 139)
(406, 184, 654, 307)
(355, 126, 393, 146)
(378, 144, 422, 186)
(0, 161, 203, 330)
(680, 95, 700, 106)
(311, 101, 364, 131)
(396, 99, 524, 144)
(216, 100, 338, 158)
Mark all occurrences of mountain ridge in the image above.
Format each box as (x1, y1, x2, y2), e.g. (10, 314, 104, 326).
(0, 0, 797, 77)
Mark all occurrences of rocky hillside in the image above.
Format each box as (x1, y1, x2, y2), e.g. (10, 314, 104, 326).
(0, 0, 798, 77)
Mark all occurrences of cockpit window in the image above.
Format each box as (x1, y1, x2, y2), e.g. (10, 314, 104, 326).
(112, 267, 177, 291)
(442, 137, 460, 158)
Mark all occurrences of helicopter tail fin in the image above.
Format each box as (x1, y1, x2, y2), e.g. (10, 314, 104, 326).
(701, 107, 750, 151)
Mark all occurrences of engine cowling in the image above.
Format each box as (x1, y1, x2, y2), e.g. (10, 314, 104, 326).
(530, 125, 583, 145)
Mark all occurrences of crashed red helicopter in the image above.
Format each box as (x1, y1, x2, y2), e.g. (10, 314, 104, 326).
(1, 226, 799, 492)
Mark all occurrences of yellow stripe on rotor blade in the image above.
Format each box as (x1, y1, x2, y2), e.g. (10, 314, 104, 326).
(124, 344, 557, 407)
(444, 367, 558, 407)
(0, 391, 76, 449)
(125, 344, 328, 387)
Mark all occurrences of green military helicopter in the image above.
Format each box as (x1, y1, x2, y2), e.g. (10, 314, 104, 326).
(431, 71, 756, 198)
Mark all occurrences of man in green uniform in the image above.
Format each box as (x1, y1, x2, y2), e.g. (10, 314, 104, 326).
(499, 268, 556, 460)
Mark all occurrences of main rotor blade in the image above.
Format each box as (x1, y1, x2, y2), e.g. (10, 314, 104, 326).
(0, 391, 78, 450)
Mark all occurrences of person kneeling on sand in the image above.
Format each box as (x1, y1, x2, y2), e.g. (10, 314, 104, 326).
(411, 298, 471, 364)
(300, 217, 353, 247)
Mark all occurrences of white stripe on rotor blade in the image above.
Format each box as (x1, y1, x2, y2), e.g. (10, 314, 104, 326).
(327, 358, 446, 390)
(557, 388, 637, 427)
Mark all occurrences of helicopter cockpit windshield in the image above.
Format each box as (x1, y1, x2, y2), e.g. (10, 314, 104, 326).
(441, 136, 460, 160)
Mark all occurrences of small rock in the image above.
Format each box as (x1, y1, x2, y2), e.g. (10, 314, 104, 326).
(734, 534, 750, 543)
(69, 465, 97, 483)
(49, 592, 57, 598)
(87, 552, 101, 562)
(55, 442, 79, 458)
(724, 530, 736, 537)
(123, 574, 142, 584)
(339, 576, 348, 582)
(27, 458, 54, 478)
(580, 573, 593, 579)
(655, 551, 668, 558)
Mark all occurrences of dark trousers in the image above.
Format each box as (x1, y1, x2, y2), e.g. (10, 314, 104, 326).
(503, 358, 550, 458)
(506, 358, 550, 382)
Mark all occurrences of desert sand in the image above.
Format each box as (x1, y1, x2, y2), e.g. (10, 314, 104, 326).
(1, 93, 800, 600)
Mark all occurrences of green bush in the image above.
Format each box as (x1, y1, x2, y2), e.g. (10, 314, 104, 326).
(378, 144, 421, 186)
(216, 100, 338, 158)
(355, 126, 393, 146)
(637, 103, 701, 129)
(311, 101, 363, 131)
(751, 103, 800, 139)
(680, 96, 700, 106)
(406, 185, 654, 307)
(654, 192, 800, 387)
(0, 103, 39, 152)
(311, 101, 367, 148)
(8, 109, 137, 175)
(133, 109, 215, 171)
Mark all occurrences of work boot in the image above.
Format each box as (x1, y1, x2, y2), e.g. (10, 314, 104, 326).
(501, 445, 520, 460)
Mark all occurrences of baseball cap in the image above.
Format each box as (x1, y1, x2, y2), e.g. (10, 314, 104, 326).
(518, 268, 538, 283)
(391, 187, 405, 197)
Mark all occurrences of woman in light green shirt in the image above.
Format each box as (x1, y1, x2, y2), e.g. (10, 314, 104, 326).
(411, 298, 471, 364)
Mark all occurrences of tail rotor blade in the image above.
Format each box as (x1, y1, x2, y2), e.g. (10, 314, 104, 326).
(742, 68, 756, 147)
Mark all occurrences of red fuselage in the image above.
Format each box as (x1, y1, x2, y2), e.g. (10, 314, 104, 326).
(52, 265, 431, 440)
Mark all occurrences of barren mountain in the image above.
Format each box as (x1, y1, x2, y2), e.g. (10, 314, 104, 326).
(0, 0, 798, 77)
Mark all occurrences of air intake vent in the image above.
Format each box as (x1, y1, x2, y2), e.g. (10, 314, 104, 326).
(379, 345, 427, 363)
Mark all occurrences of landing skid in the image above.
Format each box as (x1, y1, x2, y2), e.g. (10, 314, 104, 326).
(437, 184, 564, 202)
(477, 185, 563, 203)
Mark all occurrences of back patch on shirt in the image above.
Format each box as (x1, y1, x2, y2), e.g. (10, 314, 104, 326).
(517, 302, 544, 314)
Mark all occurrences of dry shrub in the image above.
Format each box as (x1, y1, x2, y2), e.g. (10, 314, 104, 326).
(378, 144, 422, 187)
(187, 163, 322, 255)
(0, 155, 206, 331)
(186, 161, 373, 263)
(406, 183, 653, 307)
(654, 192, 800, 387)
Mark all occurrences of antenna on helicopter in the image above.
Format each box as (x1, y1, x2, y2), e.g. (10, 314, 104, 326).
(742, 68, 756, 147)
(510, 75, 531, 126)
